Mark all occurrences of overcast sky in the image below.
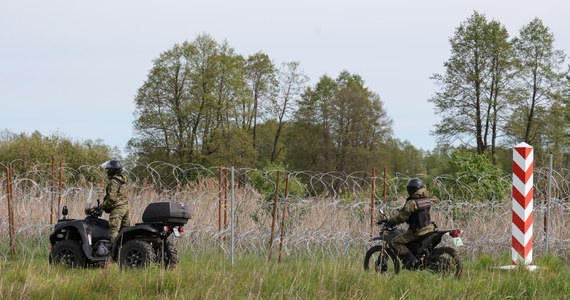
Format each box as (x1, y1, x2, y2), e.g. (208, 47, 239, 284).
(1, 0, 569, 154)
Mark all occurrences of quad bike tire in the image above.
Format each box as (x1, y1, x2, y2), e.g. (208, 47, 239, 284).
(119, 240, 156, 268)
(157, 240, 179, 269)
(49, 239, 86, 268)
(364, 245, 400, 275)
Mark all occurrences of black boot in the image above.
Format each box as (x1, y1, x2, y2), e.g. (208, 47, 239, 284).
(402, 252, 418, 269)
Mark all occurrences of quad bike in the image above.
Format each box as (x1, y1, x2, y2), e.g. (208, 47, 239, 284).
(49, 200, 190, 268)
(364, 220, 463, 278)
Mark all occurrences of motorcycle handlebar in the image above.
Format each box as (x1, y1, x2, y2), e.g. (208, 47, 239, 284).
(379, 221, 399, 232)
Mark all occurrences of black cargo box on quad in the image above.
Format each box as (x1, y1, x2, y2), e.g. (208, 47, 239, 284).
(142, 202, 190, 226)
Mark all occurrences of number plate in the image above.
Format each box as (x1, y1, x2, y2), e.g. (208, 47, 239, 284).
(452, 237, 464, 247)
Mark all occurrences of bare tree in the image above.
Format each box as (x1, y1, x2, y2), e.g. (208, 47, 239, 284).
(269, 61, 309, 162)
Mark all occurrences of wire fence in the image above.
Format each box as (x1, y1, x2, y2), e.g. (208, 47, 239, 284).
(1, 162, 569, 261)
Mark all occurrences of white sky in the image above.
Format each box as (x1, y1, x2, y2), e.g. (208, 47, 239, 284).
(1, 0, 569, 153)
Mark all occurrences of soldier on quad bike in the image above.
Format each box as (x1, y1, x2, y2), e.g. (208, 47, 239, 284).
(98, 160, 129, 242)
(380, 178, 435, 269)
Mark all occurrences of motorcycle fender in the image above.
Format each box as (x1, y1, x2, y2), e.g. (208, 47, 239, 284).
(370, 239, 389, 248)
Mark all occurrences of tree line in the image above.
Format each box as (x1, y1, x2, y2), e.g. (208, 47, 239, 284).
(126, 34, 400, 174)
(128, 12, 568, 173)
(2, 11, 568, 180)
(430, 12, 569, 168)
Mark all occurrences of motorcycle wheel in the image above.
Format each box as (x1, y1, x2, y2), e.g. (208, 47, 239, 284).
(157, 240, 179, 269)
(428, 246, 462, 279)
(119, 240, 156, 268)
(364, 245, 400, 275)
(49, 240, 86, 268)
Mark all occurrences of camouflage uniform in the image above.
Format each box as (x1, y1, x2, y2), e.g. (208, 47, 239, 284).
(101, 173, 129, 242)
(385, 187, 435, 257)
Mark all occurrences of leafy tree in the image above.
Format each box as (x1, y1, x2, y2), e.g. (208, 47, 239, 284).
(288, 71, 392, 173)
(0, 130, 114, 183)
(329, 72, 393, 173)
(243, 52, 278, 150)
(129, 34, 251, 166)
(201, 40, 249, 161)
(430, 11, 513, 159)
(385, 139, 426, 176)
(200, 126, 257, 168)
(287, 75, 337, 171)
(129, 40, 197, 164)
(505, 18, 568, 160)
(562, 71, 570, 168)
(431, 149, 510, 202)
(423, 146, 453, 176)
(247, 162, 308, 222)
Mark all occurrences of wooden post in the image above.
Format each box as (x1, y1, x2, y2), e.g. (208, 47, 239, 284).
(383, 168, 387, 210)
(370, 167, 376, 236)
(218, 163, 223, 253)
(545, 153, 553, 253)
(278, 174, 289, 262)
(57, 161, 63, 220)
(50, 156, 55, 224)
(224, 162, 229, 231)
(6, 163, 16, 258)
(268, 171, 280, 261)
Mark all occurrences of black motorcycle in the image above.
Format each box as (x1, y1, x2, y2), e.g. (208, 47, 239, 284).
(364, 221, 463, 278)
(49, 201, 190, 268)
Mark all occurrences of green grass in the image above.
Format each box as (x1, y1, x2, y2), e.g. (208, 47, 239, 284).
(1, 249, 569, 299)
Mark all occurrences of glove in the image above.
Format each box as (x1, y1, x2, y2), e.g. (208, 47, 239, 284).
(94, 206, 104, 215)
(85, 206, 103, 216)
(376, 215, 389, 225)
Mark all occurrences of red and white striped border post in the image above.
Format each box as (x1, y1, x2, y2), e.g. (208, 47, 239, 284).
(512, 142, 534, 265)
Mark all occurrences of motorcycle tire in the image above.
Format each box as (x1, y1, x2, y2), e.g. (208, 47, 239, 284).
(119, 240, 156, 268)
(427, 246, 462, 279)
(49, 239, 86, 268)
(364, 245, 400, 275)
(157, 240, 179, 269)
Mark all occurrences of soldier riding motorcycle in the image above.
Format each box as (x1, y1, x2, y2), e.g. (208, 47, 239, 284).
(364, 178, 463, 278)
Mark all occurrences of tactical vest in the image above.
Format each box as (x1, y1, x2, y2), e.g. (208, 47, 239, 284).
(406, 197, 431, 232)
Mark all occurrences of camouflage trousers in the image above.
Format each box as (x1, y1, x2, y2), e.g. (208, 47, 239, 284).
(108, 204, 130, 242)
(390, 223, 435, 256)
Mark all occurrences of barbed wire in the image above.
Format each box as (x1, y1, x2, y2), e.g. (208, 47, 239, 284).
(1, 162, 569, 261)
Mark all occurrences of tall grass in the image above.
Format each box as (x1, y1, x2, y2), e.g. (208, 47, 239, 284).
(1, 248, 569, 300)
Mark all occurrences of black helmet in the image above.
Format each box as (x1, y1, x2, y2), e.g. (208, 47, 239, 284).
(406, 178, 424, 195)
(100, 160, 123, 176)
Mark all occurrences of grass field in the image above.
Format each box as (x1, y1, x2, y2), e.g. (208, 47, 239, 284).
(1, 247, 569, 300)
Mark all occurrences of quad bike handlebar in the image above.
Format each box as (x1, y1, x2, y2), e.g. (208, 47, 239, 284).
(85, 205, 104, 218)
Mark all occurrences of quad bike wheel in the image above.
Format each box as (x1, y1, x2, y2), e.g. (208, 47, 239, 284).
(119, 240, 156, 268)
(49, 239, 86, 268)
(156, 240, 179, 269)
